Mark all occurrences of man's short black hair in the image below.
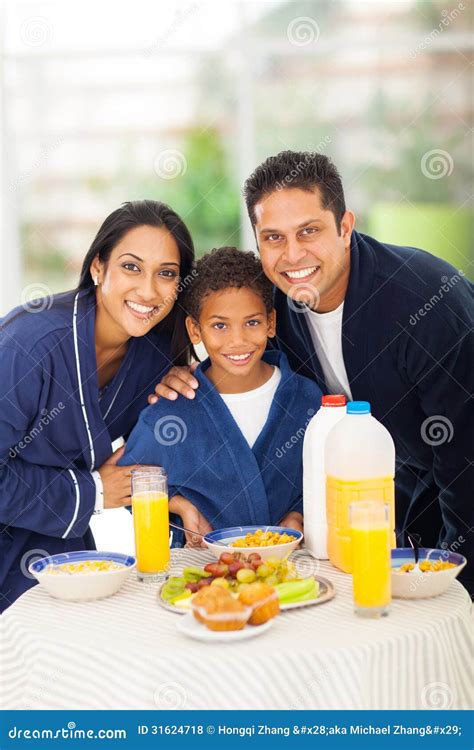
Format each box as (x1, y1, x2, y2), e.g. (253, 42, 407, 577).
(184, 246, 274, 321)
(243, 150, 346, 231)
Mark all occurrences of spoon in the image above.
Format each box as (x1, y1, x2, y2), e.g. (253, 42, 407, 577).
(407, 532, 423, 573)
(168, 520, 209, 544)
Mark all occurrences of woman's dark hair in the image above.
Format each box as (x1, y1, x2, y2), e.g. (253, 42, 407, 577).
(244, 150, 346, 232)
(78, 200, 195, 365)
(184, 246, 273, 322)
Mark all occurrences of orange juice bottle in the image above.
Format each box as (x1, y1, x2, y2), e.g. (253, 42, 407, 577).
(131, 468, 170, 580)
(324, 401, 395, 573)
(350, 501, 391, 617)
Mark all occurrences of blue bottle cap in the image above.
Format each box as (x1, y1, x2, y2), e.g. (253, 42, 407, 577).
(346, 401, 371, 415)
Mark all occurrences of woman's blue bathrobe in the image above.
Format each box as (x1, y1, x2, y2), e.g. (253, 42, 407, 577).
(120, 351, 322, 542)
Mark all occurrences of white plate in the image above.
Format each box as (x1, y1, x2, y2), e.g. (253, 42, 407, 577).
(176, 612, 273, 642)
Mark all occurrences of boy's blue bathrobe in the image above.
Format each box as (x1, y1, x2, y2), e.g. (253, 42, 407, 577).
(120, 351, 322, 542)
(0, 288, 172, 610)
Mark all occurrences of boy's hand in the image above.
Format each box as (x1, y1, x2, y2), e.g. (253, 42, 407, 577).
(148, 362, 200, 404)
(169, 494, 213, 548)
(279, 511, 304, 536)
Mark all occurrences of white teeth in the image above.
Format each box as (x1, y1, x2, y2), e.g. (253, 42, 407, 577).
(285, 266, 318, 279)
(226, 353, 251, 360)
(126, 300, 155, 314)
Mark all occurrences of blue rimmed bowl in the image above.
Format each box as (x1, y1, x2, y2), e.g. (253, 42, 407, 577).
(203, 526, 303, 561)
(391, 548, 467, 599)
(29, 550, 136, 602)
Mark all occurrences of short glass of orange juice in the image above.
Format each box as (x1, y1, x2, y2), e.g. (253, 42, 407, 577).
(131, 467, 170, 581)
(349, 500, 391, 618)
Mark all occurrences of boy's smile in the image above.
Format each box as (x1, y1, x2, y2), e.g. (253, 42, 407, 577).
(186, 287, 276, 394)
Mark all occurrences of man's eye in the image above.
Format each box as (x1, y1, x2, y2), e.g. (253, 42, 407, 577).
(122, 263, 140, 272)
(266, 234, 282, 242)
(301, 227, 318, 236)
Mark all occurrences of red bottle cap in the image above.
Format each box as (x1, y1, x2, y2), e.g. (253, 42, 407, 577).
(321, 395, 346, 407)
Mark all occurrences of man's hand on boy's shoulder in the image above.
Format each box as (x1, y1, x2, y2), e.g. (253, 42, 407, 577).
(148, 361, 200, 404)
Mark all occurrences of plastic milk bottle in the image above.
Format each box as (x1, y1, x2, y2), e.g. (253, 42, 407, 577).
(325, 401, 396, 573)
(303, 395, 347, 559)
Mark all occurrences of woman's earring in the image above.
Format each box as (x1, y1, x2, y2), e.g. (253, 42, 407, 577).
(94, 276, 99, 286)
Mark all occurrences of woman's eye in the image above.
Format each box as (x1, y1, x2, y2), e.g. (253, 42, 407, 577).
(122, 262, 140, 272)
(159, 269, 179, 278)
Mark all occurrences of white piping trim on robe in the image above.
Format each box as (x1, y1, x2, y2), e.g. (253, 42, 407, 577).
(72, 292, 95, 471)
(63, 468, 80, 538)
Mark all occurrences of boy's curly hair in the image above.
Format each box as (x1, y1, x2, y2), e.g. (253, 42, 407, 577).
(184, 247, 274, 321)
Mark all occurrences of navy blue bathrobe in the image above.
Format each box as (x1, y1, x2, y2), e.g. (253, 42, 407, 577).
(0, 288, 172, 610)
(273, 230, 474, 594)
(120, 351, 322, 542)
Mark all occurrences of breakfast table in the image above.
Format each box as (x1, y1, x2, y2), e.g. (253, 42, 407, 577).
(1, 548, 472, 711)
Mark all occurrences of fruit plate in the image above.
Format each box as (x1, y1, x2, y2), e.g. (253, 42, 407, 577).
(158, 575, 335, 614)
(176, 612, 274, 642)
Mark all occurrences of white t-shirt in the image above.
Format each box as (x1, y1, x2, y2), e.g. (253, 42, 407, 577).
(220, 366, 282, 448)
(305, 302, 353, 400)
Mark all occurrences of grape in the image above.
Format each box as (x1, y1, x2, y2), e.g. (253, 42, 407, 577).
(219, 552, 235, 566)
(204, 563, 229, 577)
(256, 564, 271, 578)
(236, 568, 256, 584)
(247, 553, 262, 563)
(197, 577, 213, 589)
(211, 577, 229, 589)
(228, 561, 244, 577)
(185, 582, 199, 593)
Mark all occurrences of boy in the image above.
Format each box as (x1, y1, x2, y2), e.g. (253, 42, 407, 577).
(120, 247, 322, 545)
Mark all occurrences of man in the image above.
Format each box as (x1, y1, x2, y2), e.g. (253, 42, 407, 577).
(153, 151, 474, 595)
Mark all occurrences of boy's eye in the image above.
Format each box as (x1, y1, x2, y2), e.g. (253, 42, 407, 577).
(246, 319, 260, 327)
(212, 322, 226, 330)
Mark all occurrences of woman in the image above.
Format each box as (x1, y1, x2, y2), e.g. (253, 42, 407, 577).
(0, 199, 194, 611)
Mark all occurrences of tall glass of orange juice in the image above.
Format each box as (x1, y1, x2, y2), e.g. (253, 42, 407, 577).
(349, 500, 391, 618)
(131, 467, 169, 581)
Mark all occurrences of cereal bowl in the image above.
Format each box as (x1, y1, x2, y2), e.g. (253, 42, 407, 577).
(29, 550, 136, 602)
(203, 526, 303, 562)
(391, 548, 466, 599)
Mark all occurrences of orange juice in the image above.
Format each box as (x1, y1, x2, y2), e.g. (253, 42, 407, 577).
(351, 526, 391, 609)
(350, 501, 391, 617)
(326, 475, 395, 572)
(132, 492, 170, 575)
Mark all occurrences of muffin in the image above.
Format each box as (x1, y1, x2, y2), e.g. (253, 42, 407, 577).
(191, 586, 230, 623)
(238, 582, 280, 625)
(199, 597, 251, 632)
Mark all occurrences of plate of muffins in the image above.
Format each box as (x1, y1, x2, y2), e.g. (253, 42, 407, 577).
(176, 582, 279, 642)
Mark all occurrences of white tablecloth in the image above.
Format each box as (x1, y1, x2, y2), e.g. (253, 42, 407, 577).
(1, 549, 472, 710)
